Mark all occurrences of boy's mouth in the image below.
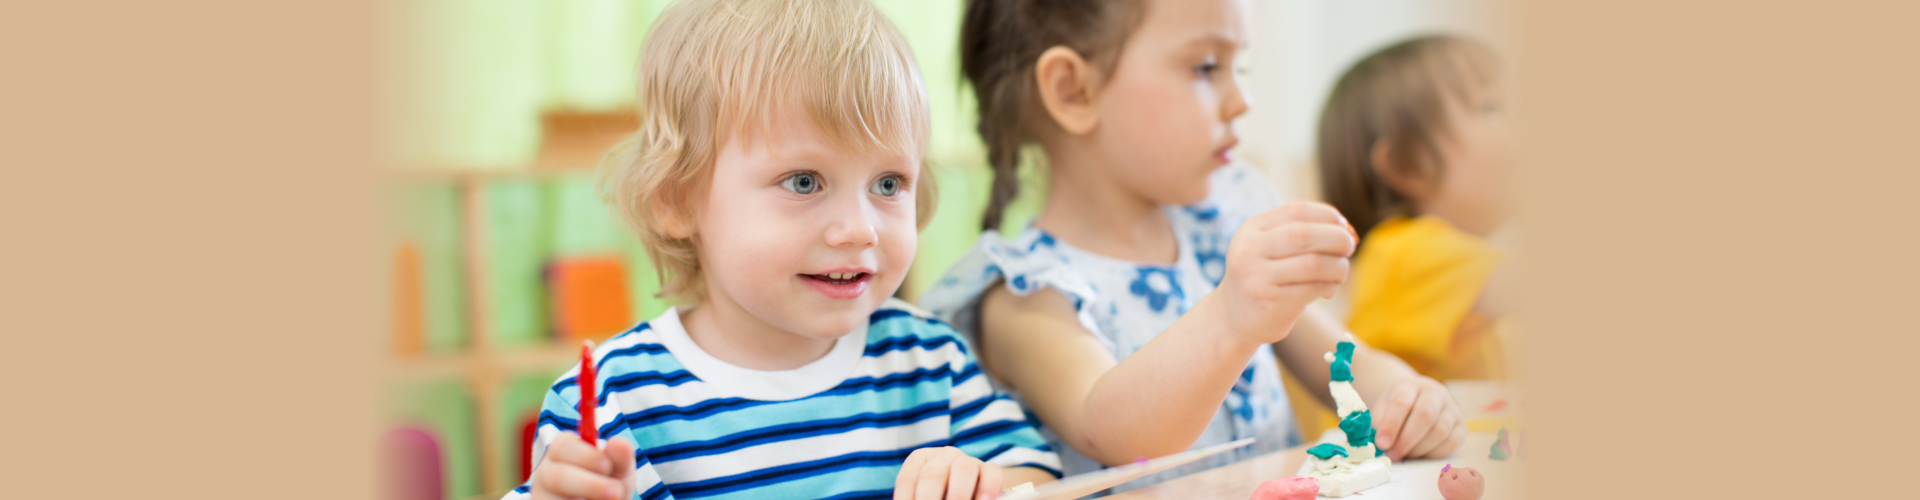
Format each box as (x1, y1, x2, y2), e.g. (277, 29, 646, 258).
(799, 272, 872, 300)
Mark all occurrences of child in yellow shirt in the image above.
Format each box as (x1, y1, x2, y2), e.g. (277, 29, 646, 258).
(1318, 35, 1515, 381)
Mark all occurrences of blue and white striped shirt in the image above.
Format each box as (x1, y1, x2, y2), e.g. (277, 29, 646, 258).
(504, 299, 1060, 500)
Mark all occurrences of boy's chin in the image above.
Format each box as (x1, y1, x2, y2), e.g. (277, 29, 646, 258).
(779, 282, 898, 339)
(780, 300, 881, 339)
(783, 313, 867, 340)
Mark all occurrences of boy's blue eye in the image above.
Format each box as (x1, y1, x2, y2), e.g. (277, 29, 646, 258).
(781, 172, 821, 194)
(869, 175, 902, 197)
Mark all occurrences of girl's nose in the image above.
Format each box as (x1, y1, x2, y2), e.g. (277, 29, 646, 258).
(1223, 74, 1250, 120)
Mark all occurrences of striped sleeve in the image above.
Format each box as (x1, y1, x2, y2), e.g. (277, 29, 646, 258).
(945, 344, 1062, 478)
(503, 362, 677, 500)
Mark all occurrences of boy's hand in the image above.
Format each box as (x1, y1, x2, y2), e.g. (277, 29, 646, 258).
(1372, 375, 1467, 461)
(1218, 202, 1357, 346)
(531, 435, 637, 500)
(894, 446, 1003, 500)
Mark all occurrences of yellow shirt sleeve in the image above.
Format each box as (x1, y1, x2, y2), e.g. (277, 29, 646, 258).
(1347, 216, 1503, 380)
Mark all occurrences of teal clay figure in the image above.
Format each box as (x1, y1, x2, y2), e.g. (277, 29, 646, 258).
(1328, 340, 1356, 382)
(1306, 443, 1350, 460)
(1338, 409, 1375, 447)
(1303, 336, 1393, 496)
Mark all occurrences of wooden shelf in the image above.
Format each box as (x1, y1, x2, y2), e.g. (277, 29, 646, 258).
(386, 342, 579, 383)
(385, 109, 644, 496)
(391, 110, 639, 179)
(535, 110, 639, 170)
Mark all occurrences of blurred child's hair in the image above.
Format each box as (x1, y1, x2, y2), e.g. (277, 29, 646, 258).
(960, 0, 1144, 231)
(601, 0, 934, 304)
(1317, 35, 1499, 245)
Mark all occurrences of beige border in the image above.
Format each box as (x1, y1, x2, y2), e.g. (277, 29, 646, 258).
(3, 1, 378, 498)
(1514, 1, 1919, 498)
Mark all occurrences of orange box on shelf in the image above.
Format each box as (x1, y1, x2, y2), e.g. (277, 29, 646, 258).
(392, 243, 423, 356)
(547, 255, 633, 342)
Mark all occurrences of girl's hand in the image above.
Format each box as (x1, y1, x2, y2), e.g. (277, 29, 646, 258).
(1371, 375, 1468, 461)
(1218, 202, 1357, 346)
(531, 435, 637, 500)
(893, 446, 1004, 500)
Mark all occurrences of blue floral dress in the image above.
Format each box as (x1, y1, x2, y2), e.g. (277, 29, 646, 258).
(919, 164, 1299, 493)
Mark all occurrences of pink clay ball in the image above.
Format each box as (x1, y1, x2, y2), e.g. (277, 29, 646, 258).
(1437, 465, 1485, 500)
(1250, 476, 1318, 500)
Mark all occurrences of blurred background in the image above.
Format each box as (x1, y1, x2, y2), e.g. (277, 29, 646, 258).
(379, 1, 1506, 498)
(11, 2, 1914, 500)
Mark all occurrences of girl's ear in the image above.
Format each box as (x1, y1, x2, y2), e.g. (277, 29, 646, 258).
(1035, 46, 1101, 135)
(1371, 139, 1438, 202)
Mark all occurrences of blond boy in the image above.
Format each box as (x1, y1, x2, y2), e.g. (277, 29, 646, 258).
(509, 1, 1059, 499)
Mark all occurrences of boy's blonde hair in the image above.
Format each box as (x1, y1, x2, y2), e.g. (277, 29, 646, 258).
(601, 0, 934, 305)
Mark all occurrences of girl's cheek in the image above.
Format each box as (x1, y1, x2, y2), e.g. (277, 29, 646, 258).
(1131, 84, 1206, 147)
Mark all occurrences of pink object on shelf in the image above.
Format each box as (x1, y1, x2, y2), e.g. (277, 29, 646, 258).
(1438, 464, 1486, 500)
(381, 427, 443, 500)
(1250, 476, 1318, 500)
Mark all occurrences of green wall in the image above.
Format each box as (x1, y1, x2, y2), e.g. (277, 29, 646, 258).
(397, 0, 1050, 299)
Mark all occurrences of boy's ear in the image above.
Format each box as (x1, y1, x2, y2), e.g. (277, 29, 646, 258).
(651, 195, 696, 240)
(1371, 140, 1437, 201)
(1035, 46, 1101, 136)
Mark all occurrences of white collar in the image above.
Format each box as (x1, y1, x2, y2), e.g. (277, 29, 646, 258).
(648, 307, 867, 401)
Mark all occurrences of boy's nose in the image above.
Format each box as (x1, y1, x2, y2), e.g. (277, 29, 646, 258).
(823, 197, 879, 249)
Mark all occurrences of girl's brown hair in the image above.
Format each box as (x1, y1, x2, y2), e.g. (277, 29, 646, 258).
(1317, 34, 1499, 246)
(960, 0, 1144, 232)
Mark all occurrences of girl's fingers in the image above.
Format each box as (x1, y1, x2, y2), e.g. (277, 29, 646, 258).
(1251, 202, 1348, 230)
(945, 458, 981, 500)
(915, 450, 959, 500)
(1371, 382, 1421, 451)
(1403, 399, 1445, 458)
(1387, 387, 1442, 461)
(1441, 416, 1469, 457)
(1407, 405, 1462, 458)
(976, 463, 1003, 500)
(547, 435, 613, 475)
(1263, 283, 1340, 312)
(534, 462, 625, 500)
(1258, 254, 1351, 287)
(1251, 222, 1356, 259)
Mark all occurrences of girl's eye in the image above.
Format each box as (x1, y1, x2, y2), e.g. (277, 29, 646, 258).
(1195, 62, 1220, 77)
(781, 172, 822, 195)
(869, 175, 902, 197)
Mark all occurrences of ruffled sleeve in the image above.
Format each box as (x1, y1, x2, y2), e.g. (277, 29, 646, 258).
(917, 230, 1116, 352)
(1177, 163, 1285, 234)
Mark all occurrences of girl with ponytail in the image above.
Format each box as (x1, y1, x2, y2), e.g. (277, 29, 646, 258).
(920, 0, 1469, 491)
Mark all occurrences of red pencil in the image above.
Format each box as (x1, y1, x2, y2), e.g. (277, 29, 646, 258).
(578, 339, 598, 446)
